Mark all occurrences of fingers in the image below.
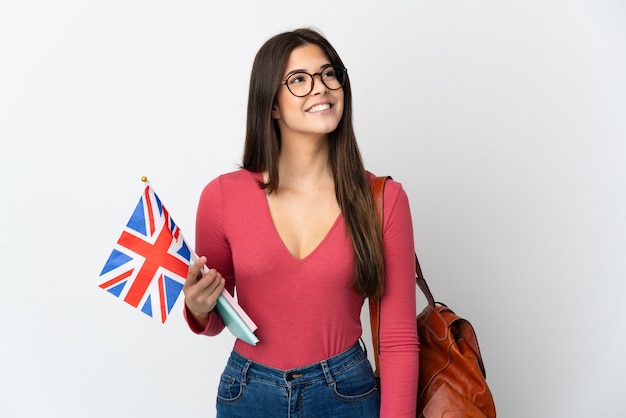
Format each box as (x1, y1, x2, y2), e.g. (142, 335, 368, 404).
(186, 256, 207, 284)
(183, 256, 226, 317)
(197, 269, 224, 293)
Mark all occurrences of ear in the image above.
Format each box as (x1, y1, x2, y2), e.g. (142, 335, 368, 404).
(271, 102, 280, 120)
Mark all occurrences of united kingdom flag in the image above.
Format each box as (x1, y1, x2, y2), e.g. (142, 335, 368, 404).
(98, 182, 192, 323)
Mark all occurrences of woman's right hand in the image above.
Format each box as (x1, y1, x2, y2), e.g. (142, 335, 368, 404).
(183, 256, 226, 324)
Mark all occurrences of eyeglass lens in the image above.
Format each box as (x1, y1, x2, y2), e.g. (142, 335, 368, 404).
(285, 66, 345, 97)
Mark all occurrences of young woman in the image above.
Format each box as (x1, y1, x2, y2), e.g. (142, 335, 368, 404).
(183, 28, 419, 417)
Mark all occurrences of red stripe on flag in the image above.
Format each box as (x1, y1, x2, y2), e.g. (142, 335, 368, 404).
(158, 274, 167, 323)
(118, 218, 189, 308)
(144, 187, 156, 236)
(99, 269, 134, 289)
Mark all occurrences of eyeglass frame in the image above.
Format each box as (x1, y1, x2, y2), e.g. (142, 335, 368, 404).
(279, 65, 348, 97)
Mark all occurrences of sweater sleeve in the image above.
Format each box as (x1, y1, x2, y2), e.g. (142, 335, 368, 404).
(183, 176, 236, 336)
(378, 180, 420, 417)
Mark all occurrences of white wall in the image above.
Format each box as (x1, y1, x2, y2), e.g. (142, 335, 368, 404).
(1, 1, 625, 417)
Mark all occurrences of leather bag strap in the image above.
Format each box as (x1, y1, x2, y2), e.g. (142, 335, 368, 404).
(369, 176, 436, 377)
(415, 256, 435, 308)
(368, 176, 388, 377)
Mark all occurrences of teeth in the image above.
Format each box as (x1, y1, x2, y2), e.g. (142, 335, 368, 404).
(307, 103, 331, 113)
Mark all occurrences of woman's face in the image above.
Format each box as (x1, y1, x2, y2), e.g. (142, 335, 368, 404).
(272, 43, 344, 140)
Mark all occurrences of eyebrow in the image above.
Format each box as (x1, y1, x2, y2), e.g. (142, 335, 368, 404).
(284, 63, 333, 77)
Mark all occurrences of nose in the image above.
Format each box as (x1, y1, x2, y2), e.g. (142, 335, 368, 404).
(310, 73, 328, 95)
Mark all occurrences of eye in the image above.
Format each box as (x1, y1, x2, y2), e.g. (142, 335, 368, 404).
(322, 67, 337, 80)
(288, 73, 309, 85)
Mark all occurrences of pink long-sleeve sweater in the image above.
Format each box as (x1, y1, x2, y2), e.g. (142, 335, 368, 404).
(185, 169, 419, 416)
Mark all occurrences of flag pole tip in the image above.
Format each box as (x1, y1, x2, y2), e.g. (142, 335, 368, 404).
(141, 176, 149, 183)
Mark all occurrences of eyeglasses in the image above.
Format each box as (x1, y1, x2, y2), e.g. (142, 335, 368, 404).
(280, 65, 347, 97)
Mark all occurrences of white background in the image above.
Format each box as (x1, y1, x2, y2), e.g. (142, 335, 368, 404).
(1, 1, 625, 417)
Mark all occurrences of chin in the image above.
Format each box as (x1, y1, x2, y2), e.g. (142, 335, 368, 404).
(314, 120, 342, 134)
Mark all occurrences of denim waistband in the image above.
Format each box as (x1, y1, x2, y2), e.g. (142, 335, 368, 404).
(226, 341, 367, 386)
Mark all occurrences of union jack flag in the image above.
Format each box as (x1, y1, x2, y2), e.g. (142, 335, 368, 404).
(98, 183, 192, 323)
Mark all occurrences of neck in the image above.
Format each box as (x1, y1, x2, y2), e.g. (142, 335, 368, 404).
(276, 133, 332, 192)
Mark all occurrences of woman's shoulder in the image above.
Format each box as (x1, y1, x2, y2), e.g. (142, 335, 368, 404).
(366, 172, 413, 232)
(366, 171, 405, 197)
(203, 169, 259, 190)
(217, 168, 258, 182)
(198, 169, 260, 203)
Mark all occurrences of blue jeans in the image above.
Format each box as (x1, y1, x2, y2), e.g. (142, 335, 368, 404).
(216, 342, 380, 417)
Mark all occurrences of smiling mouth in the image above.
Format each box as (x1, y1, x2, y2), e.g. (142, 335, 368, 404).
(306, 103, 332, 113)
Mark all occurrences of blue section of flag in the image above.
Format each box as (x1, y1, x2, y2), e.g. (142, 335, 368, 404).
(107, 281, 127, 297)
(142, 296, 153, 317)
(164, 275, 184, 313)
(177, 240, 191, 262)
(100, 249, 133, 275)
(155, 193, 163, 216)
(127, 197, 147, 236)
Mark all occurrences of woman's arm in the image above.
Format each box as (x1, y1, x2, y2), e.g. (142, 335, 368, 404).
(378, 180, 420, 417)
(183, 176, 236, 336)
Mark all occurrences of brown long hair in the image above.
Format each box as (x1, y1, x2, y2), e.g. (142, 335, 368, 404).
(242, 28, 384, 298)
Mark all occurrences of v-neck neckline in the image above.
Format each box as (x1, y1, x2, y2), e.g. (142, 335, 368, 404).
(253, 171, 343, 263)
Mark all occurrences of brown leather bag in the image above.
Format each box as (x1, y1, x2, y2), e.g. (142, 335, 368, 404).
(369, 176, 496, 418)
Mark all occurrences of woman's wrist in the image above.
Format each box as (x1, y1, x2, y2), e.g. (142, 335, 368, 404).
(185, 302, 212, 328)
